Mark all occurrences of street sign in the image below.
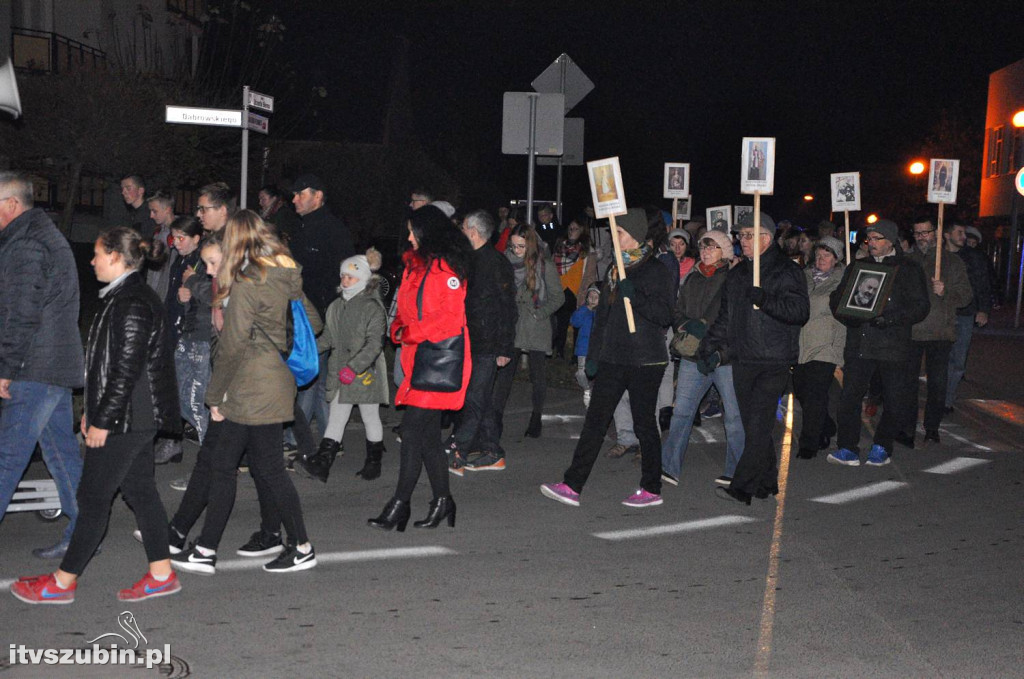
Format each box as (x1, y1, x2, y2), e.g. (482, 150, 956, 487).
(501, 92, 565, 155)
(247, 90, 274, 113)
(165, 105, 242, 128)
(532, 53, 594, 114)
(247, 111, 269, 134)
(538, 118, 584, 166)
(1016, 166, 1024, 197)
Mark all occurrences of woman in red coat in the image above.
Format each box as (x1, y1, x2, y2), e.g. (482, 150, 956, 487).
(369, 205, 471, 531)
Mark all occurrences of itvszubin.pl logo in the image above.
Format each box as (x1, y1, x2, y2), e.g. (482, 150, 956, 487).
(9, 610, 171, 669)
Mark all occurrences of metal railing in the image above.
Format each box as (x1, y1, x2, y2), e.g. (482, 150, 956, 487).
(11, 27, 107, 73)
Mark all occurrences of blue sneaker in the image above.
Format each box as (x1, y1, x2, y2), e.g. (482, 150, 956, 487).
(865, 444, 891, 466)
(827, 448, 860, 466)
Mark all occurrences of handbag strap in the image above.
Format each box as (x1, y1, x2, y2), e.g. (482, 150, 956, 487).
(416, 259, 432, 321)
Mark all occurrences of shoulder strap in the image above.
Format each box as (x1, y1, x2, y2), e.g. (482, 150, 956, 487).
(416, 259, 432, 321)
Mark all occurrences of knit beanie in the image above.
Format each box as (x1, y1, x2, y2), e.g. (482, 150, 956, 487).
(815, 235, 846, 263)
(339, 254, 372, 299)
(616, 207, 648, 244)
(698, 229, 735, 260)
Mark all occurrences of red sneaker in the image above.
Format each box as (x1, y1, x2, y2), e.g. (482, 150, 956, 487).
(10, 573, 76, 605)
(118, 571, 181, 601)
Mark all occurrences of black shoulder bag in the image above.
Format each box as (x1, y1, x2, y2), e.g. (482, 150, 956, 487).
(410, 262, 465, 392)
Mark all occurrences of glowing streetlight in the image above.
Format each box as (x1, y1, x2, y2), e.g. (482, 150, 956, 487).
(803, 194, 814, 202)
(1013, 110, 1024, 128)
(908, 161, 926, 175)
(866, 214, 878, 224)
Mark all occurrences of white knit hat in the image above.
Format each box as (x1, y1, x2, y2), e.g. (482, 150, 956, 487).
(698, 229, 735, 260)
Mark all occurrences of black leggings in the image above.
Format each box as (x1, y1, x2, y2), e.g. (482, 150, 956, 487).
(394, 406, 449, 503)
(197, 420, 308, 550)
(491, 349, 547, 436)
(61, 431, 168, 575)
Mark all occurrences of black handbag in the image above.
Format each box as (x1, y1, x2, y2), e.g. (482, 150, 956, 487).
(410, 263, 465, 393)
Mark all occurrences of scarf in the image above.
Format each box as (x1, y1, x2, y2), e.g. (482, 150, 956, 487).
(697, 261, 720, 278)
(553, 239, 583, 275)
(506, 249, 548, 308)
(619, 243, 650, 268)
(811, 266, 832, 285)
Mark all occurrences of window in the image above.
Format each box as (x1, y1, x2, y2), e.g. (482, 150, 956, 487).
(987, 126, 1004, 178)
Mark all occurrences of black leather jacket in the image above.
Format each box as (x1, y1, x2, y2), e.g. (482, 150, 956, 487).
(85, 271, 180, 434)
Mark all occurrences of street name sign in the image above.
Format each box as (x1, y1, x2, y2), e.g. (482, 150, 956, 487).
(247, 90, 274, 113)
(165, 105, 242, 128)
(247, 111, 269, 134)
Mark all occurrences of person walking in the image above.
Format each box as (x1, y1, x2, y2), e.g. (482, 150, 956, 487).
(368, 205, 471, 531)
(12, 228, 181, 604)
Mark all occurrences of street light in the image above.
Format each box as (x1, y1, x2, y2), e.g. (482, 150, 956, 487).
(1012, 110, 1024, 327)
(866, 214, 878, 224)
(908, 161, 926, 175)
(803, 194, 814, 202)
(1013, 110, 1024, 129)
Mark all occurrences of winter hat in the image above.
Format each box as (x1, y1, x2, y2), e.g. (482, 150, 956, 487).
(965, 226, 983, 244)
(667, 228, 690, 244)
(865, 219, 898, 244)
(339, 254, 372, 299)
(616, 207, 648, 244)
(698, 229, 735, 260)
(585, 282, 601, 304)
(293, 174, 326, 194)
(430, 200, 456, 218)
(815, 235, 846, 263)
(735, 210, 777, 235)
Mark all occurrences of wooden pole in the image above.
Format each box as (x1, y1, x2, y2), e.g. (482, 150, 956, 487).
(844, 211, 851, 264)
(753, 192, 761, 308)
(672, 198, 678, 227)
(935, 202, 944, 279)
(608, 214, 637, 333)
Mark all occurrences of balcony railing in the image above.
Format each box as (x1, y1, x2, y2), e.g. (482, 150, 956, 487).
(11, 27, 107, 73)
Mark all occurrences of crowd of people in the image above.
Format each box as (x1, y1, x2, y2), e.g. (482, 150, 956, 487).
(0, 168, 996, 604)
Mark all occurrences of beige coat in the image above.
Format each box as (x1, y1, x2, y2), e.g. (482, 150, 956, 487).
(799, 265, 846, 366)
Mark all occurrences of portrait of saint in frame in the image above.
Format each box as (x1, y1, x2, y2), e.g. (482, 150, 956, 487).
(663, 163, 691, 199)
(831, 172, 861, 212)
(586, 156, 627, 218)
(706, 205, 732, 233)
(927, 158, 959, 204)
(834, 261, 897, 321)
(740, 137, 776, 195)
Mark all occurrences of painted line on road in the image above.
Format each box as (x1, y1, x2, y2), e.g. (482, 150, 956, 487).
(809, 481, 908, 505)
(935, 426, 993, 452)
(542, 414, 584, 423)
(922, 457, 991, 474)
(217, 546, 457, 572)
(592, 515, 758, 541)
(693, 425, 720, 444)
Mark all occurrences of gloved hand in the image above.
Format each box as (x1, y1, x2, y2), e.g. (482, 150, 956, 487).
(748, 286, 766, 306)
(338, 366, 357, 384)
(681, 318, 707, 339)
(870, 315, 893, 329)
(617, 278, 636, 301)
(585, 359, 599, 379)
(696, 351, 721, 376)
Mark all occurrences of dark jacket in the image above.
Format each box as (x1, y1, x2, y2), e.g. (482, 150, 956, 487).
(289, 204, 354, 317)
(907, 246, 972, 342)
(830, 248, 930, 362)
(85, 271, 180, 434)
(673, 262, 729, 363)
(588, 253, 674, 367)
(466, 244, 517, 358)
(180, 255, 213, 342)
(0, 208, 84, 388)
(956, 246, 992, 317)
(702, 244, 809, 365)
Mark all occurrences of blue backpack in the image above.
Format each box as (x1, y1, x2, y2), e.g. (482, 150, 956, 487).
(252, 298, 319, 387)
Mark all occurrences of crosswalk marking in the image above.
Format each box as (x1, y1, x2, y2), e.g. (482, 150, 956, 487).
(217, 546, 456, 571)
(809, 481, 908, 505)
(923, 457, 990, 474)
(592, 515, 758, 541)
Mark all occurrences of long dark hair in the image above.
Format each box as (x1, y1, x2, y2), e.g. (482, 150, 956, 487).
(408, 204, 469, 279)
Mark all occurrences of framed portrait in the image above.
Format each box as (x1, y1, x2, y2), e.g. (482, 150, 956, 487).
(706, 205, 732, 233)
(834, 261, 897, 320)
(733, 205, 753, 225)
(587, 156, 627, 218)
(663, 162, 691, 199)
(927, 158, 959, 204)
(740, 137, 776, 195)
(676, 197, 692, 221)
(831, 171, 862, 212)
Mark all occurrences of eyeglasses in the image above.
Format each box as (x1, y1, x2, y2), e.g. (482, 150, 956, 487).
(509, 243, 527, 252)
(912, 229, 935, 236)
(698, 243, 721, 250)
(866, 235, 888, 243)
(194, 205, 217, 214)
(738, 232, 766, 241)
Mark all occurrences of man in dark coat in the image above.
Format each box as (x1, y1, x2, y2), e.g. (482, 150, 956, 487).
(828, 219, 930, 467)
(944, 222, 991, 411)
(0, 172, 85, 558)
(120, 174, 158, 238)
(701, 211, 809, 504)
(454, 210, 518, 472)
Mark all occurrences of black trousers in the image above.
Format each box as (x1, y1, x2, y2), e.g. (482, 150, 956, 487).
(198, 420, 308, 550)
(563, 362, 664, 495)
(837, 356, 907, 454)
(730, 364, 790, 498)
(901, 340, 952, 435)
(551, 288, 576, 358)
(491, 349, 547, 436)
(792, 360, 838, 452)
(61, 431, 168, 575)
(453, 354, 501, 454)
(394, 406, 450, 502)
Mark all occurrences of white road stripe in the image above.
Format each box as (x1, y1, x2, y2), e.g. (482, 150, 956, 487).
(694, 426, 719, 444)
(809, 481, 908, 505)
(542, 414, 585, 423)
(217, 546, 456, 571)
(0, 578, 14, 589)
(923, 457, 991, 474)
(593, 515, 758, 541)
(936, 427, 993, 452)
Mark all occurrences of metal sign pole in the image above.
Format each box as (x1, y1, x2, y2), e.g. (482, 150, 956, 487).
(555, 56, 567, 225)
(526, 93, 538, 226)
(240, 85, 250, 209)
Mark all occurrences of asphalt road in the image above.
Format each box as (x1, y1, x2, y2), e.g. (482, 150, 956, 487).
(1, 376, 1022, 678)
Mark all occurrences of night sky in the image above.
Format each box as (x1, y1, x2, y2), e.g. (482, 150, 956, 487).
(285, 0, 1024, 222)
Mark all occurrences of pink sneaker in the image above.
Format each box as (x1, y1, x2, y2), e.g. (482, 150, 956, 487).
(540, 482, 580, 507)
(621, 488, 663, 507)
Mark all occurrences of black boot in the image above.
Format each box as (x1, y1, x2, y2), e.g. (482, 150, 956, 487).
(367, 498, 410, 532)
(659, 406, 674, 433)
(356, 439, 385, 480)
(525, 412, 542, 438)
(413, 496, 457, 529)
(298, 438, 342, 483)
(692, 410, 702, 428)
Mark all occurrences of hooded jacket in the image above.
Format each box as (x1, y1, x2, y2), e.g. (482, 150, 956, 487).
(318, 282, 390, 405)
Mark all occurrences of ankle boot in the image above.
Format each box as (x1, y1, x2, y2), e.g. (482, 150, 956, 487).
(413, 496, 457, 529)
(524, 412, 542, 438)
(299, 438, 342, 483)
(356, 439, 385, 480)
(367, 498, 410, 532)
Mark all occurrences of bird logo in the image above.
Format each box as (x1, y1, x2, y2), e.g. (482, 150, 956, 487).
(86, 610, 148, 649)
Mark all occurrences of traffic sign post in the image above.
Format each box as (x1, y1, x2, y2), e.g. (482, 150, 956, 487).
(502, 92, 565, 225)
(1015, 167, 1024, 328)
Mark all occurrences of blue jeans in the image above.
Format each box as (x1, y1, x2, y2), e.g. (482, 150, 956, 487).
(175, 337, 211, 443)
(946, 314, 974, 408)
(0, 381, 82, 543)
(661, 361, 744, 479)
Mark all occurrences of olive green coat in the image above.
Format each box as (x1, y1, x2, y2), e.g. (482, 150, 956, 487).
(514, 255, 564, 354)
(799, 265, 846, 366)
(317, 283, 390, 404)
(907, 247, 973, 342)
